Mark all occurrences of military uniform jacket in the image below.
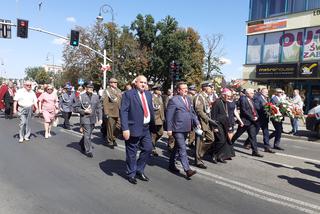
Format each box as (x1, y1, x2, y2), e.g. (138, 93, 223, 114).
(152, 94, 165, 126)
(103, 86, 122, 118)
(194, 92, 211, 132)
(74, 92, 102, 125)
(59, 92, 76, 113)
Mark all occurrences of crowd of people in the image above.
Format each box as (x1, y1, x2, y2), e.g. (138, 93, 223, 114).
(0, 77, 305, 184)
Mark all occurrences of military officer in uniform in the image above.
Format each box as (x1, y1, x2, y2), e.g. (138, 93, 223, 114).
(102, 78, 122, 148)
(74, 82, 102, 158)
(193, 81, 215, 169)
(59, 85, 76, 129)
(151, 84, 165, 156)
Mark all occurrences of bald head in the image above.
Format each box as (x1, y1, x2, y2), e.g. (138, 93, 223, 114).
(245, 88, 255, 99)
(135, 75, 148, 92)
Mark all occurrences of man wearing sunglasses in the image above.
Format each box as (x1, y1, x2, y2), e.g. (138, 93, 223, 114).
(13, 81, 38, 143)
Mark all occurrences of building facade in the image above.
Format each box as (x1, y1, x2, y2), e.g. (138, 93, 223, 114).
(244, 0, 320, 111)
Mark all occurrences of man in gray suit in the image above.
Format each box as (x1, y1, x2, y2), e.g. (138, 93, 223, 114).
(74, 82, 102, 158)
(166, 82, 200, 178)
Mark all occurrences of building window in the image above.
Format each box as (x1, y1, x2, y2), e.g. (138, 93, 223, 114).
(246, 34, 264, 64)
(281, 29, 304, 62)
(268, 0, 286, 16)
(308, 0, 320, 10)
(250, 0, 267, 20)
(287, 0, 306, 13)
(263, 32, 282, 63)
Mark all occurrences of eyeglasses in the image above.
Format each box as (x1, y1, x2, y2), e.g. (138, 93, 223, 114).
(25, 84, 31, 87)
(110, 82, 117, 83)
(47, 88, 53, 91)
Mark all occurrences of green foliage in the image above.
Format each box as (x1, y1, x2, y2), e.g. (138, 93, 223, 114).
(25, 66, 51, 84)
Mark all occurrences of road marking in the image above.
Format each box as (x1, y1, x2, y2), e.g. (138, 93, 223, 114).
(275, 153, 320, 164)
(59, 124, 320, 213)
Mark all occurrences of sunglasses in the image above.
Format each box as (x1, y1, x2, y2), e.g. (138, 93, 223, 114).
(25, 84, 32, 86)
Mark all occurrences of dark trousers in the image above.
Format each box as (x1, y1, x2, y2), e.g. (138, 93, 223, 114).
(170, 132, 191, 172)
(125, 126, 153, 178)
(80, 124, 94, 154)
(256, 122, 270, 148)
(4, 103, 13, 118)
(270, 120, 283, 147)
(62, 111, 72, 129)
(232, 123, 258, 153)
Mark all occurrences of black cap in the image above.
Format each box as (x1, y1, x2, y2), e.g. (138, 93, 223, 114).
(86, 82, 94, 88)
(188, 85, 196, 91)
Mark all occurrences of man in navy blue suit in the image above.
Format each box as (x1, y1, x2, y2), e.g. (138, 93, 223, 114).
(120, 75, 155, 184)
(231, 88, 263, 157)
(166, 82, 200, 178)
(254, 88, 275, 153)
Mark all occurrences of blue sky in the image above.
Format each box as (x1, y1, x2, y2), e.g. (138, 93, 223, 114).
(0, 0, 249, 81)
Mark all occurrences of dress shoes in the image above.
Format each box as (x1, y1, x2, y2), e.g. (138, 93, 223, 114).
(113, 141, 118, 147)
(211, 155, 218, 164)
(186, 169, 197, 178)
(168, 166, 180, 173)
(274, 146, 284, 151)
(136, 172, 149, 182)
(128, 177, 137, 185)
(196, 163, 207, 169)
(218, 158, 227, 164)
(86, 152, 93, 158)
(264, 148, 275, 153)
(252, 152, 264, 158)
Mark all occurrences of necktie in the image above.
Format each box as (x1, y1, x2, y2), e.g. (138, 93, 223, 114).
(141, 92, 148, 118)
(183, 97, 189, 111)
(248, 98, 257, 117)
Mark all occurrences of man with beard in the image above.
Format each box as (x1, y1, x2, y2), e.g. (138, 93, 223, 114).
(74, 82, 102, 158)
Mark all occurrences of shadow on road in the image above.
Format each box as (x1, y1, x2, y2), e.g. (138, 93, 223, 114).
(305, 161, 320, 169)
(99, 159, 127, 180)
(278, 175, 320, 194)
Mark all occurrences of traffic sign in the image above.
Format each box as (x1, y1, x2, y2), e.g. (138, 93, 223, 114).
(0, 19, 11, 39)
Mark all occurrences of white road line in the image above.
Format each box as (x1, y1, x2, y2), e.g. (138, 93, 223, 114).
(59, 125, 320, 213)
(275, 153, 320, 164)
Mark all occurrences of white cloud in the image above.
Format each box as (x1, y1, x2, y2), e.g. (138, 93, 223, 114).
(66, 16, 76, 23)
(52, 38, 67, 45)
(219, 57, 232, 65)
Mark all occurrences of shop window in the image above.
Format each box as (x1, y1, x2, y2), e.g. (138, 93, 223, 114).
(263, 32, 282, 63)
(246, 34, 264, 64)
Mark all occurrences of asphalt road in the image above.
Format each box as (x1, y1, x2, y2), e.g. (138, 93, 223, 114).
(0, 114, 319, 214)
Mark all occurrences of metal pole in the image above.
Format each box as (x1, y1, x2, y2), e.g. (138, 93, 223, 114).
(111, 13, 115, 77)
(103, 49, 107, 90)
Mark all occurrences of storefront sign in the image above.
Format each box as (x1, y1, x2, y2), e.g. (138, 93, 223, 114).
(256, 64, 297, 78)
(247, 17, 287, 34)
(299, 62, 319, 77)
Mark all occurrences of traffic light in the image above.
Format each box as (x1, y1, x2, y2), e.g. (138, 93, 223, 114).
(70, 30, 79, 46)
(17, 19, 28, 38)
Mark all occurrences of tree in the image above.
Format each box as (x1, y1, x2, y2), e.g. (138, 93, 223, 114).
(203, 34, 225, 80)
(25, 66, 51, 84)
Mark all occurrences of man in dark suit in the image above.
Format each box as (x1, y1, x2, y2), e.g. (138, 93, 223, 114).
(166, 82, 200, 178)
(231, 88, 263, 157)
(74, 82, 102, 158)
(120, 75, 155, 185)
(254, 88, 275, 153)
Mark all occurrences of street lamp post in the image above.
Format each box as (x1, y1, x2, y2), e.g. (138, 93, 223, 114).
(96, 3, 115, 81)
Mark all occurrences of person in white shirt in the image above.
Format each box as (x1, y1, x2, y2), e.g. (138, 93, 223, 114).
(290, 89, 304, 135)
(13, 81, 38, 143)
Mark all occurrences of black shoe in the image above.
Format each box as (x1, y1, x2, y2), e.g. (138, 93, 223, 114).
(196, 163, 207, 169)
(168, 166, 180, 173)
(264, 148, 275, 153)
(107, 142, 115, 149)
(136, 172, 149, 182)
(86, 152, 93, 158)
(244, 144, 251, 150)
(218, 158, 227, 163)
(211, 155, 218, 164)
(252, 152, 264, 158)
(186, 169, 197, 178)
(274, 146, 284, 151)
(113, 141, 118, 147)
(128, 177, 137, 185)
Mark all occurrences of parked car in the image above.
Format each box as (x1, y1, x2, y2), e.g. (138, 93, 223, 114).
(306, 105, 320, 137)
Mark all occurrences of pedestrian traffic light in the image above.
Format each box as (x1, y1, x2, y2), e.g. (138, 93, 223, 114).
(17, 19, 28, 38)
(70, 30, 79, 46)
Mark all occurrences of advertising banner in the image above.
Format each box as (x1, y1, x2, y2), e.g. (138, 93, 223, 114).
(256, 64, 298, 78)
(299, 62, 319, 77)
(303, 27, 320, 61)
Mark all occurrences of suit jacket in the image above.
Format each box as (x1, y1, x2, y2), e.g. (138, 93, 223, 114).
(194, 92, 211, 132)
(166, 95, 199, 133)
(74, 92, 102, 125)
(254, 94, 269, 124)
(152, 94, 165, 126)
(120, 89, 155, 137)
(239, 95, 258, 126)
(59, 92, 76, 113)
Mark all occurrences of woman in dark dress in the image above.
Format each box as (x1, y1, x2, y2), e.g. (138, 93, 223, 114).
(211, 88, 242, 163)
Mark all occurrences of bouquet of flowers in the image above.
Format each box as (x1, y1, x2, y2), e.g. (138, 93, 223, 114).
(264, 102, 283, 122)
(291, 105, 305, 123)
(277, 100, 294, 118)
